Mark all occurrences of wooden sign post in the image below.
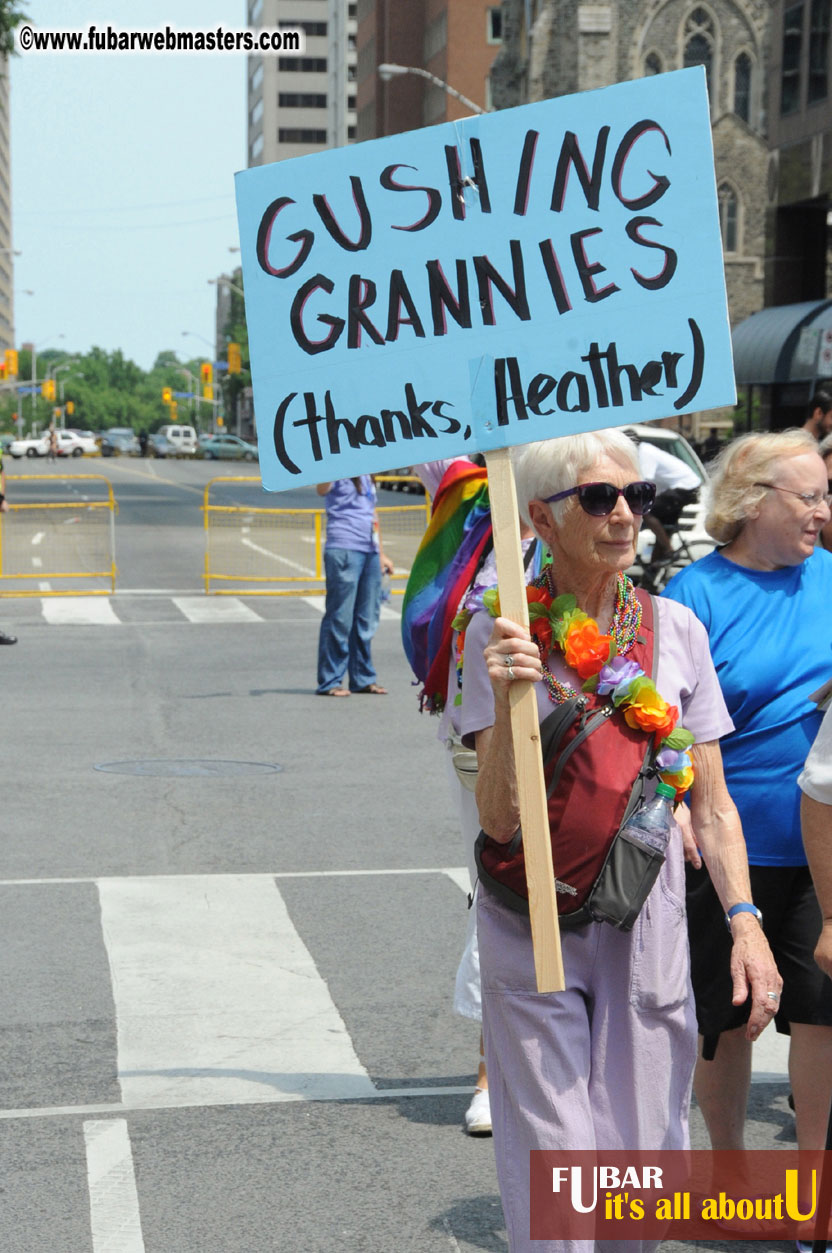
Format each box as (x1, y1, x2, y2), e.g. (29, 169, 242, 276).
(486, 448, 564, 992)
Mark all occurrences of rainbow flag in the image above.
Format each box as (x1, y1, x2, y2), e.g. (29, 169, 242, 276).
(401, 461, 492, 712)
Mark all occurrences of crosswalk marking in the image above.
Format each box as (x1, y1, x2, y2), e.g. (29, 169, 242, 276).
(306, 594, 401, 621)
(41, 597, 121, 625)
(98, 875, 376, 1109)
(0, 1084, 477, 1122)
(171, 595, 263, 623)
(22, 595, 403, 625)
(83, 1119, 145, 1252)
(444, 868, 471, 895)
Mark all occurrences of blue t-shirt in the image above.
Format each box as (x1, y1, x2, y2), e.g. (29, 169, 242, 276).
(324, 476, 377, 553)
(663, 547, 832, 865)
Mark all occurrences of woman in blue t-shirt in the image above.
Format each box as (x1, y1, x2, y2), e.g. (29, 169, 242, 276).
(316, 476, 394, 697)
(664, 428, 832, 1165)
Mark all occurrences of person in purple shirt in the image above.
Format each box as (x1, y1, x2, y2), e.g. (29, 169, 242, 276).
(316, 475, 394, 697)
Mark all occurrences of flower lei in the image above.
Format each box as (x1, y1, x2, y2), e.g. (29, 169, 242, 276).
(483, 573, 695, 800)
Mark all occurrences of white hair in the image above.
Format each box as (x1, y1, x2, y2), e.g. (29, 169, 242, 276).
(512, 428, 641, 527)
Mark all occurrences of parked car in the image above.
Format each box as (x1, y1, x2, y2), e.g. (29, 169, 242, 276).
(100, 428, 140, 457)
(621, 424, 709, 539)
(619, 424, 714, 588)
(200, 434, 258, 461)
(56, 430, 98, 457)
(158, 424, 197, 456)
(148, 433, 175, 458)
(9, 433, 49, 458)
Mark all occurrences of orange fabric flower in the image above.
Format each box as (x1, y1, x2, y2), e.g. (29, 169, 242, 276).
(650, 702, 679, 744)
(563, 621, 613, 679)
(624, 686, 677, 739)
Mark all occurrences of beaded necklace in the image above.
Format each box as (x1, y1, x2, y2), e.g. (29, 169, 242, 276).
(535, 569, 642, 706)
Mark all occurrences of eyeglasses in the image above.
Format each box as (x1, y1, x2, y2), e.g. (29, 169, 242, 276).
(543, 480, 657, 517)
(754, 482, 832, 509)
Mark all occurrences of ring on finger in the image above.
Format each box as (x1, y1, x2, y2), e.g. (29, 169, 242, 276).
(508, 666, 515, 681)
(504, 654, 514, 668)
(767, 991, 780, 1001)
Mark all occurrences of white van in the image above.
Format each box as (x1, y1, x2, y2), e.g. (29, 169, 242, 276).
(158, 424, 197, 456)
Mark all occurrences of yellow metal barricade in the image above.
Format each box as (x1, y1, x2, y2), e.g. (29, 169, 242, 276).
(0, 475, 118, 596)
(203, 475, 430, 595)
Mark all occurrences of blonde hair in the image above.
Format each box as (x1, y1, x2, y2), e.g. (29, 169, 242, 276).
(705, 429, 820, 544)
(512, 428, 640, 528)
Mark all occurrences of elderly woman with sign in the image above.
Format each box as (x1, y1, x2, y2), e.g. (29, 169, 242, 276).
(459, 429, 779, 1252)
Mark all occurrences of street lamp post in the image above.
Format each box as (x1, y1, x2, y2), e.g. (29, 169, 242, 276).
(30, 334, 65, 430)
(208, 276, 245, 434)
(181, 329, 214, 351)
(208, 275, 245, 299)
(176, 365, 199, 426)
(51, 360, 81, 427)
(377, 62, 486, 116)
(180, 340, 222, 430)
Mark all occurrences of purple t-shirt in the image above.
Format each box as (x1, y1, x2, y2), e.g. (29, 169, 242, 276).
(323, 476, 377, 553)
(460, 595, 733, 751)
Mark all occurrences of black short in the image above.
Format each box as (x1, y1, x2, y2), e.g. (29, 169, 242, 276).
(686, 863, 832, 1050)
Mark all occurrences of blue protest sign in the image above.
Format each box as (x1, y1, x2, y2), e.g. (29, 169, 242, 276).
(235, 67, 734, 492)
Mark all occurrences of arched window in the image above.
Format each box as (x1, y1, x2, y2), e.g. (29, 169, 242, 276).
(718, 183, 739, 253)
(734, 52, 752, 121)
(684, 7, 716, 100)
(644, 51, 663, 76)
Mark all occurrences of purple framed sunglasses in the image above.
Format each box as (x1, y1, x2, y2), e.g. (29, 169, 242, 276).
(543, 480, 657, 517)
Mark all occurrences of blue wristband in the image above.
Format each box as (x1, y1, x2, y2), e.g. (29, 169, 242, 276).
(725, 902, 763, 929)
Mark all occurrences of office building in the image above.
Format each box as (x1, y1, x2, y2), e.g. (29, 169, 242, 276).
(247, 0, 358, 167)
(356, 0, 502, 140)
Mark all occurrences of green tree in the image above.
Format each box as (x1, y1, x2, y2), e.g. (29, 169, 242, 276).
(0, 0, 28, 58)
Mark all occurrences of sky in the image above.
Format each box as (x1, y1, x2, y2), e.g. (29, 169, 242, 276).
(11, 0, 248, 370)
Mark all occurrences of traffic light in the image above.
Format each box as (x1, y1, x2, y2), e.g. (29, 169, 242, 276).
(41, 379, 55, 401)
(66, 400, 75, 416)
(0, 362, 6, 382)
(170, 400, 178, 421)
(227, 342, 242, 375)
(4, 349, 17, 377)
(162, 386, 172, 405)
(201, 361, 213, 401)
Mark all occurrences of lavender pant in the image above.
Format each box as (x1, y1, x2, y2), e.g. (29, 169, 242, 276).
(478, 844, 696, 1253)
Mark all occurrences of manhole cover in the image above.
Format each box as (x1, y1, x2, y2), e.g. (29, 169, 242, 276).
(94, 759, 283, 777)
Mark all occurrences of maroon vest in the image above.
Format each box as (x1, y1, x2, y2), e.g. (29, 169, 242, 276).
(476, 591, 657, 920)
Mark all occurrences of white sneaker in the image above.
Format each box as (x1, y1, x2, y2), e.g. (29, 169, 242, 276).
(464, 1087, 492, 1136)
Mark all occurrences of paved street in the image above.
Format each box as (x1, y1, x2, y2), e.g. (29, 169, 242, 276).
(0, 459, 800, 1252)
